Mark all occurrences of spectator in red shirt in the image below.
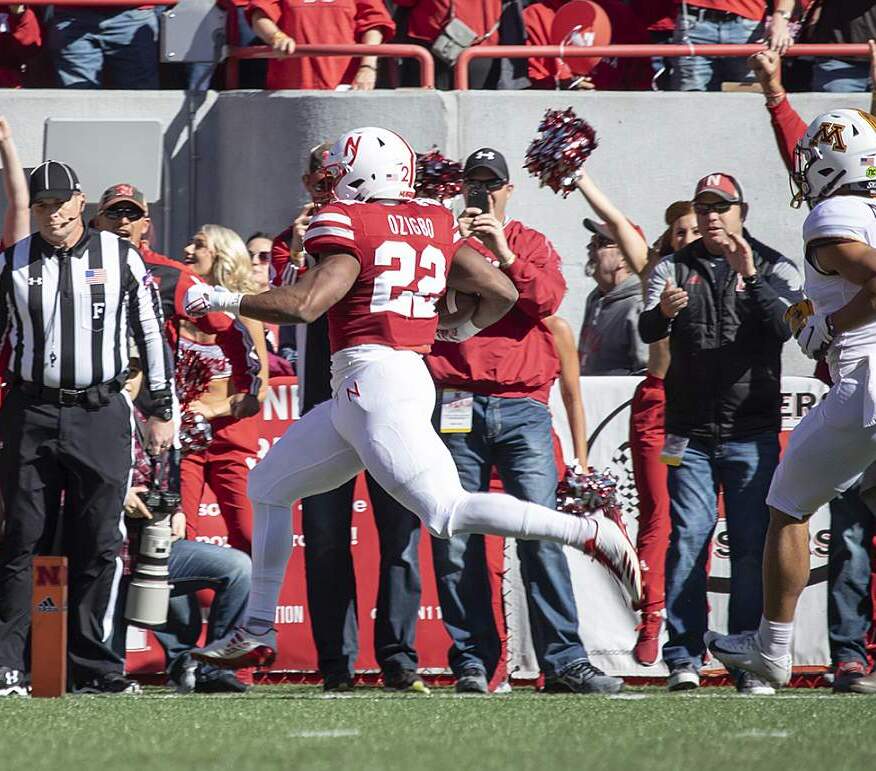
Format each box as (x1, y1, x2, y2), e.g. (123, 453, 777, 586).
(247, 0, 395, 90)
(0, 5, 41, 88)
(524, 0, 651, 91)
(425, 148, 623, 695)
(394, 0, 501, 89)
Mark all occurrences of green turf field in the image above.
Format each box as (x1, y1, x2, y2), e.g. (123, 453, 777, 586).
(1, 685, 873, 771)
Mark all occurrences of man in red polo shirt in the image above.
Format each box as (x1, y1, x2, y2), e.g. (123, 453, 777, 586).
(0, 5, 41, 88)
(425, 148, 624, 695)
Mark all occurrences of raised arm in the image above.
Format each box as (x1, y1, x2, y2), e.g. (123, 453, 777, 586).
(0, 117, 30, 246)
(544, 315, 588, 465)
(575, 169, 648, 276)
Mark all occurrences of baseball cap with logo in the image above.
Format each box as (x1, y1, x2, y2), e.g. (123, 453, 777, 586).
(463, 148, 510, 182)
(583, 217, 646, 243)
(99, 183, 148, 214)
(693, 173, 744, 203)
(29, 160, 82, 205)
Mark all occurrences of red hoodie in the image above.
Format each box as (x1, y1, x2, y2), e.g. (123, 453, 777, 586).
(0, 7, 41, 88)
(426, 220, 566, 403)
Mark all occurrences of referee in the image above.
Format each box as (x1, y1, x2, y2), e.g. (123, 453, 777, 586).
(0, 161, 173, 696)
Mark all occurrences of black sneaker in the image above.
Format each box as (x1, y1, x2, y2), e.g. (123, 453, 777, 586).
(0, 666, 29, 696)
(543, 661, 624, 694)
(833, 660, 869, 693)
(455, 666, 489, 694)
(73, 672, 142, 695)
(168, 655, 199, 694)
(323, 672, 355, 692)
(195, 668, 249, 694)
(383, 669, 430, 694)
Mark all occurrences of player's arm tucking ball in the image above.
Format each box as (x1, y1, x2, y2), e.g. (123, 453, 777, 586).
(185, 250, 361, 324)
(436, 244, 519, 342)
(792, 238, 876, 358)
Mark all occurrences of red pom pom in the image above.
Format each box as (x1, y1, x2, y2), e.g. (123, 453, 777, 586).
(415, 148, 464, 201)
(556, 466, 629, 535)
(175, 347, 225, 454)
(524, 107, 598, 197)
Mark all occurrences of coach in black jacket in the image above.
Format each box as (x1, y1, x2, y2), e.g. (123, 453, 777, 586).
(638, 173, 801, 694)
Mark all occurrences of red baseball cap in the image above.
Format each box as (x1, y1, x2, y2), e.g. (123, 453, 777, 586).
(694, 173, 744, 203)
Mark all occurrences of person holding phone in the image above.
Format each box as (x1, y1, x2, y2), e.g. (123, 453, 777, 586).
(424, 148, 624, 695)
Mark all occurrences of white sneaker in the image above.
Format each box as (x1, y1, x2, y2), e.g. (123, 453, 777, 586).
(191, 626, 277, 670)
(583, 517, 643, 608)
(704, 631, 791, 687)
(667, 666, 700, 692)
(736, 671, 776, 696)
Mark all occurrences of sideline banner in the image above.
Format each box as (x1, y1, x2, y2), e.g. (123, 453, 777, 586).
(502, 375, 830, 678)
(128, 375, 834, 676)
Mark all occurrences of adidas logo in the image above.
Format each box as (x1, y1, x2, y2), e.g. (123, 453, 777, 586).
(37, 596, 60, 613)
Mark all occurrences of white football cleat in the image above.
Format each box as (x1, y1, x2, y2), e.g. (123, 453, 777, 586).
(705, 630, 791, 687)
(191, 626, 277, 670)
(583, 517, 643, 608)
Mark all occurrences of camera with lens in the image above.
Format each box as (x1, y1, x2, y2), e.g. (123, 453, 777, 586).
(125, 459, 180, 628)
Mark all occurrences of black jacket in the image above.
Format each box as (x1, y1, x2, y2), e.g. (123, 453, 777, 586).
(638, 234, 797, 442)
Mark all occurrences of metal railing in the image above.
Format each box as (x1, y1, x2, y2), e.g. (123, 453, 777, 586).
(454, 43, 874, 90)
(225, 43, 435, 89)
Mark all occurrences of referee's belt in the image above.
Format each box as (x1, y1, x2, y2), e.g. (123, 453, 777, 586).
(14, 376, 125, 407)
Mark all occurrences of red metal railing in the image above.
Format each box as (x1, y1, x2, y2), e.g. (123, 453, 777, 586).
(455, 43, 874, 90)
(225, 44, 435, 89)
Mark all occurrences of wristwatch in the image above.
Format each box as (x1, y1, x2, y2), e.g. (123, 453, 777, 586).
(152, 391, 174, 422)
(742, 273, 759, 287)
(775, 10, 792, 20)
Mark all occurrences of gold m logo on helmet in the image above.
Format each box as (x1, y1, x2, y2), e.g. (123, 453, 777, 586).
(810, 123, 847, 152)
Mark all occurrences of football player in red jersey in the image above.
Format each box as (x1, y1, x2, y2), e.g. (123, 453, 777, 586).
(184, 127, 641, 669)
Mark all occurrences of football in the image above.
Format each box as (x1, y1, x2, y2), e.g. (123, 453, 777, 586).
(436, 288, 478, 329)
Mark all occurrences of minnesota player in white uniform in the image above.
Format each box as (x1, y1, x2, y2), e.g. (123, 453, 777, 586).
(183, 127, 642, 669)
(707, 110, 876, 693)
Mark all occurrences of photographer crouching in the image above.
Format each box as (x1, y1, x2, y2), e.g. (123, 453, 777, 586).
(110, 346, 252, 693)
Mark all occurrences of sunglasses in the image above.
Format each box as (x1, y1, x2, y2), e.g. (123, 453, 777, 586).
(250, 251, 271, 264)
(464, 177, 506, 192)
(103, 207, 145, 222)
(693, 200, 736, 215)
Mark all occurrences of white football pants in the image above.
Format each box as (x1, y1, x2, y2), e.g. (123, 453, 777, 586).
(244, 346, 594, 625)
(767, 358, 876, 519)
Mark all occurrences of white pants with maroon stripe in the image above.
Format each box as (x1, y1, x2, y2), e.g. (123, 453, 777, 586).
(244, 345, 592, 626)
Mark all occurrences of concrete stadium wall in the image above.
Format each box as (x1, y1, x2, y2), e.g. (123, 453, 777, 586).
(1, 88, 871, 375)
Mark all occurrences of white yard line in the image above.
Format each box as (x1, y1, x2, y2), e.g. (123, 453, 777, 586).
(289, 729, 361, 739)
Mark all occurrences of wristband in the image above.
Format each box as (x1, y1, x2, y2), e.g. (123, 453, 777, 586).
(435, 319, 483, 343)
(212, 288, 243, 315)
(444, 288, 459, 314)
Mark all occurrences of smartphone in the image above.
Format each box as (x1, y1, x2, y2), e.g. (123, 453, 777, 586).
(465, 186, 490, 213)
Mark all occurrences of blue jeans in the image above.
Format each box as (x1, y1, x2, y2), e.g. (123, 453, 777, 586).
(112, 539, 251, 671)
(812, 59, 871, 93)
(49, 8, 159, 89)
(430, 393, 587, 679)
(671, 10, 762, 91)
(828, 485, 874, 666)
(302, 472, 422, 679)
(663, 433, 779, 671)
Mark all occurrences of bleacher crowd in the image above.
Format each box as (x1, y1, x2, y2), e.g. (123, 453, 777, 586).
(1, 1, 875, 92)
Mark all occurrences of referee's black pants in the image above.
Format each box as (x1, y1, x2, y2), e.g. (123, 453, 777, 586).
(0, 387, 133, 685)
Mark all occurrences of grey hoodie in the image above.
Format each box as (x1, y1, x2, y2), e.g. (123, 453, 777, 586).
(578, 275, 648, 376)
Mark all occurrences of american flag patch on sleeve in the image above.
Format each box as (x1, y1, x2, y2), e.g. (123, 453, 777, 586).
(85, 269, 106, 285)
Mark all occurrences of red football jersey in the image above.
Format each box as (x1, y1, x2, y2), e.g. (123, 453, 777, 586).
(303, 199, 457, 354)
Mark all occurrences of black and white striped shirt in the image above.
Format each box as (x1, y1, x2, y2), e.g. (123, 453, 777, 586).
(0, 227, 171, 393)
